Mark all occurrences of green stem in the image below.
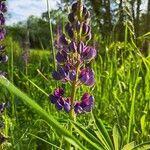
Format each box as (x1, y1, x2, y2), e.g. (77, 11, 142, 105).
(46, 0, 57, 71)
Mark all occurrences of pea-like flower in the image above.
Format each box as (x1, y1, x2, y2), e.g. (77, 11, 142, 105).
(79, 68, 95, 86)
(49, 1, 96, 115)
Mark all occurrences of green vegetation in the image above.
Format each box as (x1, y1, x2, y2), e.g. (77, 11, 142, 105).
(0, 0, 150, 149)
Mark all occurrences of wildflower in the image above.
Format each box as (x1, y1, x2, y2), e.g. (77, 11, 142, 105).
(0, 0, 7, 77)
(49, 1, 96, 115)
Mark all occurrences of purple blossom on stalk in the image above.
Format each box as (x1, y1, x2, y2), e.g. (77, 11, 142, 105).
(49, 1, 96, 115)
(0, 0, 7, 77)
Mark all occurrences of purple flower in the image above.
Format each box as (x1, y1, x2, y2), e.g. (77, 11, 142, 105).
(54, 87, 64, 97)
(74, 102, 83, 114)
(59, 34, 68, 45)
(0, 1, 7, 13)
(64, 98, 71, 112)
(69, 70, 76, 81)
(80, 93, 94, 112)
(75, 21, 81, 32)
(68, 41, 77, 53)
(72, 2, 78, 12)
(82, 23, 91, 35)
(68, 12, 76, 23)
(56, 51, 67, 63)
(0, 133, 6, 144)
(52, 66, 68, 80)
(55, 99, 64, 110)
(79, 68, 95, 86)
(0, 55, 8, 63)
(0, 13, 5, 25)
(67, 28, 74, 39)
(81, 46, 96, 61)
(0, 45, 5, 52)
(77, 41, 84, 54)
(0, 28, 6, 40)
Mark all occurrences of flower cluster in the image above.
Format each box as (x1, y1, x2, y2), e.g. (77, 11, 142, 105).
(49, 1, 96, 115)
(49, 87, 94, 114)
(0, 0, 7, 76)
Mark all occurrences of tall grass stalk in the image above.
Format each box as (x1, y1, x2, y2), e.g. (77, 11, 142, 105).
(46, 0, 56, 71)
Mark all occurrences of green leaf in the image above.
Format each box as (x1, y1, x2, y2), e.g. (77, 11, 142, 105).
(122, 141, 135, 150)
(72, 122, 105, 150)
(113, 124, 123, 150)
(0, 77, 87, 150)
(132, 142, 150, 150)
(92, 113, 114, 150)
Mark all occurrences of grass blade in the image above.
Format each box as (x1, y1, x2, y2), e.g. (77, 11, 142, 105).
(132, 142, 150, 150)
(0, 77, 87, 150)
(92, 113, 114, 150)
(72, 122, 105, 150)
(113, 124, 123, 150)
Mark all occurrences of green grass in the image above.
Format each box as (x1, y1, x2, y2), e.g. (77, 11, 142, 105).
(0, 34, 150, 150)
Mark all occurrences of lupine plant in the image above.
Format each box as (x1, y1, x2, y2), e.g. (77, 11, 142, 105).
(0, 0, 8, 147)
(49, 0, 96, 122)
(0, 0, 7, 76)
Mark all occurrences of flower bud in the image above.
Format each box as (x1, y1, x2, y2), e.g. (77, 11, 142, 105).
(69, 70, 76, 81)
(85, 33, 92, 42)
(59, 34, 68, 45)
(56, 51, 67, 63)
(0, 2, 7, 13)
(82, 23, 91, 35)
(54, 87, 64, 97)
(52, 71, 62, 80)
(72, 2, 78, 13)
(74, 102, 83, 114)
(67, 28, 74, 39)
(68, 12, 76, 23)
(49, 94, 59, 104)
(0, 55, 8, 63)
(81, 47, 96, 61)
(65, 22, 72, 33)
(80, 93, 94, 112)
(79, 68, 95, 86)
(68, 41, 77, 52)
(75, 21, 81, 32)
(55, 101, 63, 110)
(0, 13, 5, 25)
(85, 10, 90, 20)
(77, 41, 84, 54)
(0, 45, 5, 52)
(64, 98, 71, 112)
(0, 28, 6, 41)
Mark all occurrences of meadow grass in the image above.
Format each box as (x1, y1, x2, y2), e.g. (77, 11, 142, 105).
(0, 31, 150, 149)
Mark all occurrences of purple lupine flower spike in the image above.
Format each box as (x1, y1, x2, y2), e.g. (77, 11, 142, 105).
(49, 1, 96, 115)
(0, 0, 8, 77)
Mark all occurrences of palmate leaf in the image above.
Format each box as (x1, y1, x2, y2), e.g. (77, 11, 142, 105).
(72, 121, 105, 150)
(0, 77, 87, 150)
(92, 112, 114, 150)
(113, 124, 123, 150)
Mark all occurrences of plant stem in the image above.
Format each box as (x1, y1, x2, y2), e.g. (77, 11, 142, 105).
(46, 0, 57, 71)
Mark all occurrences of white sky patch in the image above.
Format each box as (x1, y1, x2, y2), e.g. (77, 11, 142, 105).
(6, 0, 59, 25)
